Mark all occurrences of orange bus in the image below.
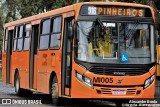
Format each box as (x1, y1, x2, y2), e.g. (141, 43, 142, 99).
(2, 1, 156, 105)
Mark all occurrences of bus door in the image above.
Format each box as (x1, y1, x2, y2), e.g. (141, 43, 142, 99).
(157, 30, 160, 76)
(61, 11, 74, 96)
(29, 24, 39, 89)
(6, 29, 13, 84)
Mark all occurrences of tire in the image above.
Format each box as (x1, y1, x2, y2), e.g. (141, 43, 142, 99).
(51, 76, 60, 105)
(15, 73, 23, 96)
(14, 73, 32, 96)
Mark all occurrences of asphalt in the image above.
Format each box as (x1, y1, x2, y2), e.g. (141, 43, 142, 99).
(0, 80, 116, 107)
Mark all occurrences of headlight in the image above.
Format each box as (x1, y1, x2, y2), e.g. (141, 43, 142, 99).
(84, 76, 92, 87)
(144, 75, 155, 89)
(150, 75, 155, 82)
(144, 78, 151, 89)
(76, 72, 83, 80)
(75, 71, 93, 88)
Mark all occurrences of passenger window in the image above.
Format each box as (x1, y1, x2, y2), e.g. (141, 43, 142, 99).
(13, 27, 18, 51)
(4, 29, 8, 52)
(19, 26, 23, 37)
(17, 25, 24, 51)
(52, 16, 62, 33)
(42, 19, 50, 34)
(50, 16, 62, 49)
(23, 24, 31, 50)
(39, 19, 51, 50)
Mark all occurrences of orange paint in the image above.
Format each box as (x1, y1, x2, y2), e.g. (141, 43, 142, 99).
(2, 2, 156, 100)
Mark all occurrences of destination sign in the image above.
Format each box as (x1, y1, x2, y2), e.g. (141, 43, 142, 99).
(80, 5, 151, 17)
(97, 7, 144, 17)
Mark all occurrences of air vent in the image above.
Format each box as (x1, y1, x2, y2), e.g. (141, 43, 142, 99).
(99, 87, 137, 95)
(89, 67, 147, 76)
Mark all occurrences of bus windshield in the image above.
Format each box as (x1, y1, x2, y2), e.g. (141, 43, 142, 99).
(75, 20, 155, 64)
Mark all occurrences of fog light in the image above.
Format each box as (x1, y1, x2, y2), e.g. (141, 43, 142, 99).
(136, 90, 141, 94)
(96, 89, 101, 94)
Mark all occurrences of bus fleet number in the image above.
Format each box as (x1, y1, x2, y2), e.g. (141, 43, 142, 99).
(93, 77, 113, 83)
(88, 7, 97, 15)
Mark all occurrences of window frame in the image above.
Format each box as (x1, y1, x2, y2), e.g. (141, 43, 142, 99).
(49, 16, 62, 50)
(13, 26, 18, 52)
(4, 28, 8, 52)
(39, 18, 51, 50)
(23, 23, 31, 51)
(16, 25, 24, 51)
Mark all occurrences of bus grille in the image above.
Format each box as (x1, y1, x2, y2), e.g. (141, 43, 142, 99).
(99, 88, 137, 95)
(89, 67, 147, 76)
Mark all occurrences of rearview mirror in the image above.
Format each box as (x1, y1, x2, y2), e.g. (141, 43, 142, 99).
(68, 19, 74, 39)
(155, 30, 160, 45)
(68, 26, 73, 39)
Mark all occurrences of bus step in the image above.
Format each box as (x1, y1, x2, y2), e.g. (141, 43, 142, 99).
(61, 95, 71, 98)
(30, 89, 38, 92)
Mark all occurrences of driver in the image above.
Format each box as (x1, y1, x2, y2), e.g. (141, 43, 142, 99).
(128, 30, 140, 48)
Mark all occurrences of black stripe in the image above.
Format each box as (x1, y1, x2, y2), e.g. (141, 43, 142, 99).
(93, 84, 144, 87)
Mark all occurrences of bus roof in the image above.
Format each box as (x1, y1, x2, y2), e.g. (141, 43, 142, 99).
(4, 2, 154, 28)
(83, 1, 152, 8)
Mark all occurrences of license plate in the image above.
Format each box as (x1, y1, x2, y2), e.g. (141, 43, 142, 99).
(112, 90, 126, 95)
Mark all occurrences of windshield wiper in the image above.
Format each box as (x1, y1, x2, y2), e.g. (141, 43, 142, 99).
(96, 18, 107, 34)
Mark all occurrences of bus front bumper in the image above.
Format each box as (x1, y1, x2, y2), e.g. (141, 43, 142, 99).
(71, 78, 155, 99)
(92, 81, 155, 99)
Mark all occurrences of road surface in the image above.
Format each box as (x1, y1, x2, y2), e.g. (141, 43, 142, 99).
(0, 80, 116, 107)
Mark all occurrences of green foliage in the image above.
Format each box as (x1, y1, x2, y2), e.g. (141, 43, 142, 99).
(0, 0, 72, 51)
(0, 5, 5, 50)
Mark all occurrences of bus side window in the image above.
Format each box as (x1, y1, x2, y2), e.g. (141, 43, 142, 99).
(50, 16, 62, 49)
(23, 24, 31, 50)
(4, 29, 8, 52)
(17, 25, 24, 51)
(39, 19, 50, 50)
(13, 27, 18, 51)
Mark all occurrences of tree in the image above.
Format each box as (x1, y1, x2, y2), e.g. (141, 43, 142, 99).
(0, 5, 5, 50)
(5, 0, 18, 23)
